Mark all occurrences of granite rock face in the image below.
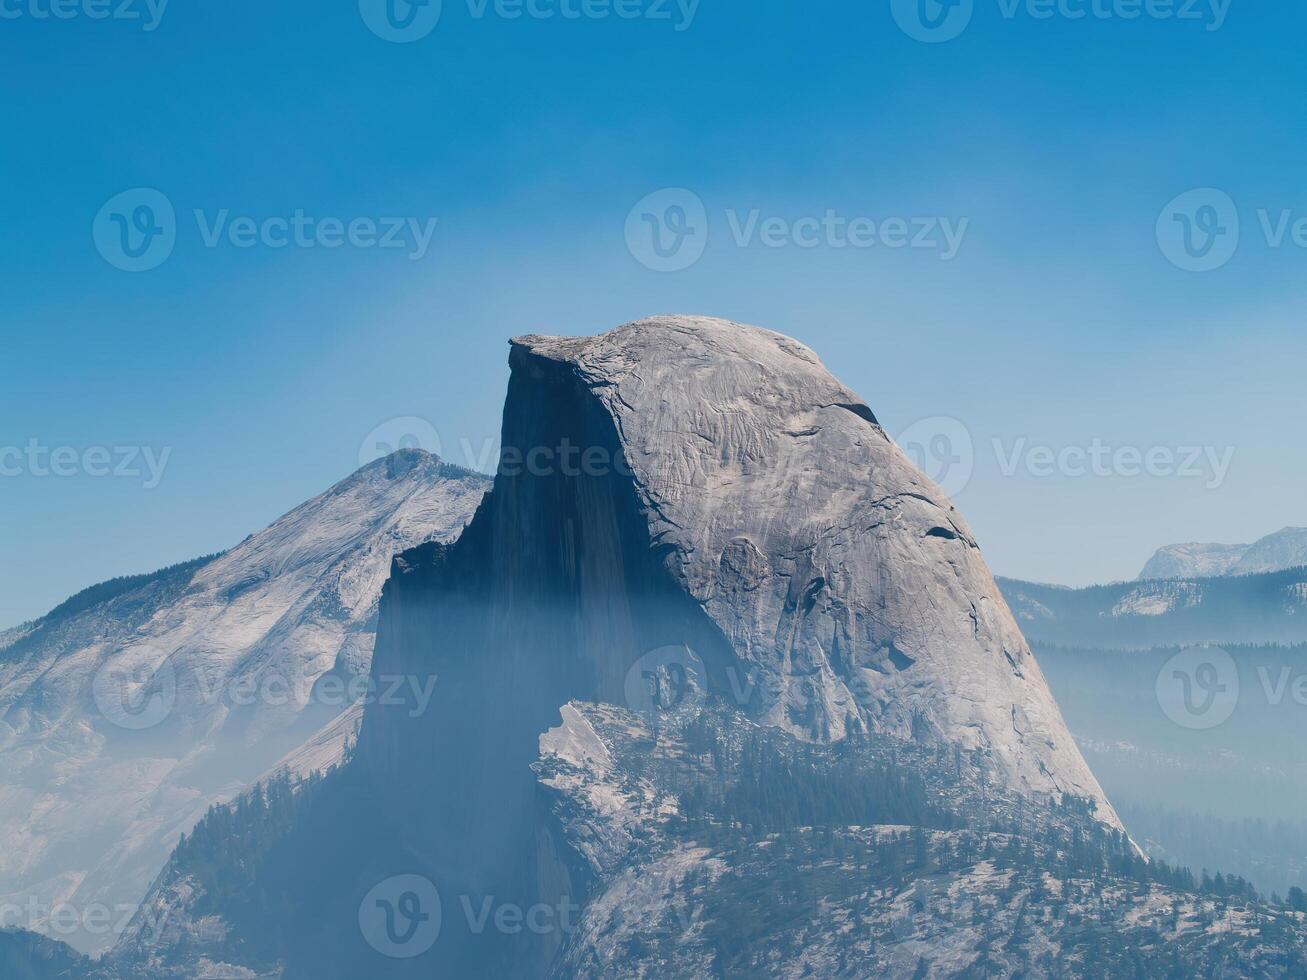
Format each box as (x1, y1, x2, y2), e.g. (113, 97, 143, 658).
(509, 315, 1115, 819)
(0, 450, 487, 953)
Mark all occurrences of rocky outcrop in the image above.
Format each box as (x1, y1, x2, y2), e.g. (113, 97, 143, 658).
(538, 702, 1307, 980)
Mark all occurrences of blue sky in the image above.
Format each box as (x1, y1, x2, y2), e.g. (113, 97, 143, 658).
(3, 0, 1306, 626)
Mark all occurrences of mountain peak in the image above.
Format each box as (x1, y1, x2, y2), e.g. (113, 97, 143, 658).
(350, 447, 481, 483)
(0, 445, 489, 953)
(514, 313, 823, 364)
(512, 314, 878, 428)
(1140, 526, 1307, 580)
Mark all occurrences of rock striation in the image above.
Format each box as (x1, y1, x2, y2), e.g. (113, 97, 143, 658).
(497, 315, 1115, 813)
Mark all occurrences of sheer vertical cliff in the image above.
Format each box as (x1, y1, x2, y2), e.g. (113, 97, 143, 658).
(363, 315, 1115, 811)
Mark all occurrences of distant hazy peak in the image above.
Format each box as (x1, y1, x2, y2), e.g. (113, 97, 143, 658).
(1236, 526, 1307, 575)
(1138, 542, 1249, 581)
(1139, 527, 1307, 580)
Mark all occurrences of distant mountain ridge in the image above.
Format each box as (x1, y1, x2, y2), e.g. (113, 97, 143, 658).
(1139, 527, 1307, 580)
(0, 555, 222, 664)
(999, 564, 1307, 649)
(0, 449, 488, 954)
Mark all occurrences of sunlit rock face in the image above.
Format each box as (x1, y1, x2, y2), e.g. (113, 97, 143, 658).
(500, 315, 1114, 815)
(0, 450, 487, 953)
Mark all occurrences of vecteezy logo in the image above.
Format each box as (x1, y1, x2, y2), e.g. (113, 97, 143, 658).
(1156, 645, 1239, 730)
(92, 189, 176, 272)
(890, 0, 974, 43)
(624, 188, 708, 272)
(359, 875, 441, 958)
(895, 416, 974, 498)
(359, 0, 442, 42)
(358, 417, 443, 468)
(1156, 188, 1240, 272)
(91, 654, 177, 730)
(624, 644, 708, 726)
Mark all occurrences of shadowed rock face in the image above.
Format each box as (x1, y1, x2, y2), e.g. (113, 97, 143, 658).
(357, 327, 743, 975)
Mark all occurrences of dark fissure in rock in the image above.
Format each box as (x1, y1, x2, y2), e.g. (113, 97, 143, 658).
(833, 401, 880, 426)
